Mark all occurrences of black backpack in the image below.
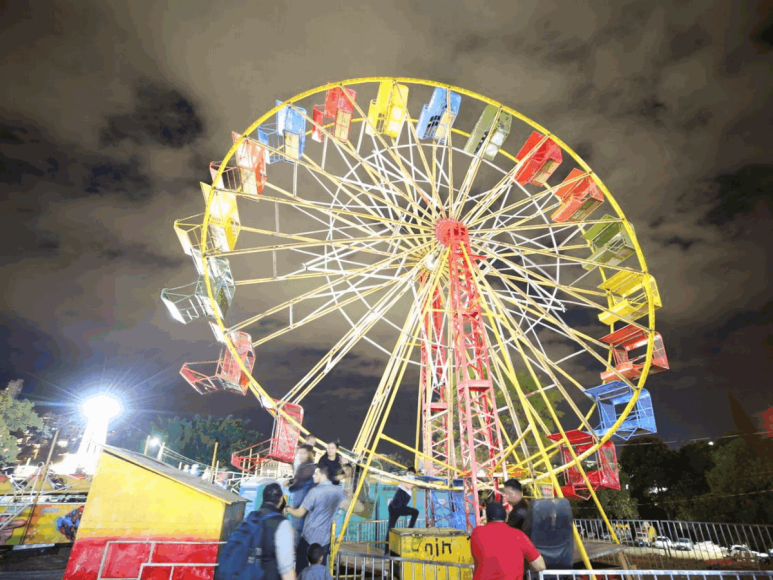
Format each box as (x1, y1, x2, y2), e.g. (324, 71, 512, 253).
(215, 509, 284, 580)
(523, 498, 575, 569)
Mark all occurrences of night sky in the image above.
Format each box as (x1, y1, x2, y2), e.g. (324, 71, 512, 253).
(1, 0, 771, 449)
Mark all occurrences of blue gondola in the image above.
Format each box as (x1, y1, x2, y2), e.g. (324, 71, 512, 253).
(416, 88, 462, 143)
(585, 380, 657, 441)
(258, 100, 307, 164)
(418, 476, 467, 531)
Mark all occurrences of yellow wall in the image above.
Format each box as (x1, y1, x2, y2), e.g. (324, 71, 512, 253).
(78, 453, 225, 540)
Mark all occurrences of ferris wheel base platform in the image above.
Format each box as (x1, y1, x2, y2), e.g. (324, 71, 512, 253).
(337, 538, 626, 567)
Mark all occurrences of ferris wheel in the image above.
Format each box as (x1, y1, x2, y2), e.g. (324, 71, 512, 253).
(160, 78, 669, 536)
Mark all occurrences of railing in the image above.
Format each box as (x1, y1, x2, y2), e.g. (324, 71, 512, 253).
(540, 571, 773, 580)
(334, 548, 473, 580)
(96, 540, 224, 580)
(574, 519, 773, 570)
(336, 517, 773, 571)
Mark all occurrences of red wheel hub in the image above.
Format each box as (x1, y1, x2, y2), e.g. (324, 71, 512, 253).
(435, 218, 468, 246)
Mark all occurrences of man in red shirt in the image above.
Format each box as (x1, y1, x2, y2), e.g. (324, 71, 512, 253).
(471, 502, 546, 580)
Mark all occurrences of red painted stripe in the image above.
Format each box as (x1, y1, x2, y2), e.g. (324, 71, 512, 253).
(64, 536, 220, 580)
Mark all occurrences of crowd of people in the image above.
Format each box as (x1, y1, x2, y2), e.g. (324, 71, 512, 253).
(217, 435, 351, 580)
(216, 435, 549, 580)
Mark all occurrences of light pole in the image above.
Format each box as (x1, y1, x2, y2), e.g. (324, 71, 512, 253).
(77, 394, 121, 473)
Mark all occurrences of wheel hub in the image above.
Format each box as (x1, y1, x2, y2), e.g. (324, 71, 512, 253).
(435, 218, 468, 246)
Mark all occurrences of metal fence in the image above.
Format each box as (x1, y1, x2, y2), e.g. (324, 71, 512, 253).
(334, 548, 473, 580)
(335, 517, 772, 572)
(540, 570, 773, 580)
(574, 519, 773, 571)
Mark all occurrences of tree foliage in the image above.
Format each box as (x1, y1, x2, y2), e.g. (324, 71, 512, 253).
(495, 370, 565, 442)
(692, 436, 773, 524)
(115, 414, 262, 467)
(620, 436, 676, 492)
(571, 471, 639, 520)
(615, 432, 773, 524)
(0, 389, 46, 464)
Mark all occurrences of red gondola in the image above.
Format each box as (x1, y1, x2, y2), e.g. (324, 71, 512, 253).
(547, 430, 620, 500)
(600, 325, 669, 383)
(513, 131, 562, 186)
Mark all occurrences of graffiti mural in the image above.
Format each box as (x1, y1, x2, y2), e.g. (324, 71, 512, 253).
(0, 503, 86, 545)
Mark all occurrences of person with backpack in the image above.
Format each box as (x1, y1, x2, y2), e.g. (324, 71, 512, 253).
(215, 483, 296, 580)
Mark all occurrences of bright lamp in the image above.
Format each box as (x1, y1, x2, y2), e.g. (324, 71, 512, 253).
(83, 395, 121, 420)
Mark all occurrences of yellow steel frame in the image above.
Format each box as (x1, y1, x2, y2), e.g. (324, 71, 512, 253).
(198, 78, 659, 564)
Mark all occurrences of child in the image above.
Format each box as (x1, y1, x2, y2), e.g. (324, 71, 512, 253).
(298, 543, 334, 580)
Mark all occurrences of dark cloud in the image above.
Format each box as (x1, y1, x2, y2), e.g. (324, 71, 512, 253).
(637, 96, 668, 122)
(704, 300, 773, 344)
(99, 80, 205, 149)
(0, 152, 47, 184)
(0, 115, 152, 204)
(95, 244, 185, 269)
(751, 13, 773, 50)
(705, 165, 773, 227)
(453, 34, 489, 55)
(659, 236, 701, 251)
(84, 158, 152, 200)
(670, 24, 712, 61)
(0, 314, 58, 379)
(572, 141, 593, 163)
(543, 37, 592, 66)
(682, 109, 713, 131)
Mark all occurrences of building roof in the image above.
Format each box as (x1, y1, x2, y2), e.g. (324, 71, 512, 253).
(102, 445, 247, 505)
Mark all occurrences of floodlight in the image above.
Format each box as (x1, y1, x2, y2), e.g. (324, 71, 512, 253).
(83, 395, 121, 420)
(149, 436, 162, 447)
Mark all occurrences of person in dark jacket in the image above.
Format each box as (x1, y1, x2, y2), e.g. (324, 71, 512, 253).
(384, 468, 420, 553)
(502, 478, 529, 531)
(217, 482, 295, 580)
(256, 483, 295, 580)
(316, 441, 345, 486)
(289, 445, 317, 546)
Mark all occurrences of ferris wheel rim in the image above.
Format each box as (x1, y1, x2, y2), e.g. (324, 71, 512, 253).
(198, 77, 661, 490)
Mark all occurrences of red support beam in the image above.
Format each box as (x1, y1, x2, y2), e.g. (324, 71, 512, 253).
(434, 219, 507, 529)
(419, 276, 454, 480)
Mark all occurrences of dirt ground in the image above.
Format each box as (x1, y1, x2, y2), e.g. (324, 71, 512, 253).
(0, 545, 69, 579)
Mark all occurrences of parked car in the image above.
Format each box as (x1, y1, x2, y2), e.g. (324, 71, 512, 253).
(729, 545, 771, 564)
(633, 535, 652, 547)
(695, 541, 725, 555)
(653, 536, 674, 549)
(674, 537, 695, 551)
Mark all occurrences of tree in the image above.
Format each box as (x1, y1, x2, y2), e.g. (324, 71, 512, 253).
(690, 435, 773, 525)
(0, 388, 46, 464)
(665, 441, 715, 520)
(570, 472, 639, 520)
(495, 370, 565, 445)
(618, 436, 678, 519)
(114, 415, 262, 467)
